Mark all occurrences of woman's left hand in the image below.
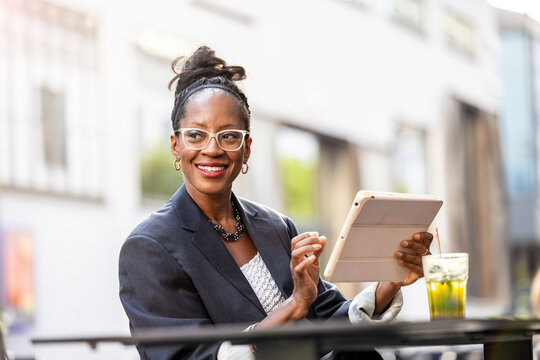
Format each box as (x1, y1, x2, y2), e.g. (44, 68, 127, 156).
(392, 231, 433, 286)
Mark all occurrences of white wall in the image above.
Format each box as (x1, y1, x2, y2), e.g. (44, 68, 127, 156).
(2, 191, 141, 359)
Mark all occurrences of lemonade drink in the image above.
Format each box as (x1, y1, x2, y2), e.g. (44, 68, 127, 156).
(422, 253, 469, 320)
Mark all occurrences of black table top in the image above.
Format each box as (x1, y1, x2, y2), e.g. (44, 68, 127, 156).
(31, 318, 540, 351)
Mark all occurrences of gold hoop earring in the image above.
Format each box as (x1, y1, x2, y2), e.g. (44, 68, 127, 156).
(174, 159, 182, 171)
(241, 163, 249, 174)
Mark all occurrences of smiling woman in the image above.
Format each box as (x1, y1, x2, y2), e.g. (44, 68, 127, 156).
(170, 89, 251, 200)
(118, 46, 433, 360)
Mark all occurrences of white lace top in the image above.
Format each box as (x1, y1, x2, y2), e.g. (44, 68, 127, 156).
(218, 255, 404, 359)
(240, 252, 285, 314)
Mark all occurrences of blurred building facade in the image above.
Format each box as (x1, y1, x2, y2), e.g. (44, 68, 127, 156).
(0, 0, 513, 358)
(496, 8, 540, 315)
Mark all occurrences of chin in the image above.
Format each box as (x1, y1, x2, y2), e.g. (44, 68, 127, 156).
(187, 179, 233, 198)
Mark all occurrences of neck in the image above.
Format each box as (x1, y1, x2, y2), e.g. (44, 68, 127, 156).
(185, 183, 234, 224)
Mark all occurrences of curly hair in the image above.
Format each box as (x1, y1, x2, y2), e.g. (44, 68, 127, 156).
(168, 46, 251, 132)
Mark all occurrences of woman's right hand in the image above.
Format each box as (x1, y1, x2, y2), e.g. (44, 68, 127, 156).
(289, 232, 327, 319)
(249, 232, 327, 330)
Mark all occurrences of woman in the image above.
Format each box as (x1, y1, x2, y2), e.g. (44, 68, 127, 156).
(119, 46, 433, 360)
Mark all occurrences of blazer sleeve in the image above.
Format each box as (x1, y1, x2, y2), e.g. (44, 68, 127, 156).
(284, 218, 352, 321)
(119, 235, 220, 360)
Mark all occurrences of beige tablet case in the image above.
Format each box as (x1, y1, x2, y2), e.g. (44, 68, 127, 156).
(323, 191, 443, 282)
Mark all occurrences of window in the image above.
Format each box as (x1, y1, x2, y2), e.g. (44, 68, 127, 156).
(136, 47, 188, 200)
(393, 123, 427, 194)
(40, 88, 66, 168)
(191, 0, 255, 25)
(443, 10, 476, 56)
(392, 0, 426, 33)
(534, 38, 540, 144)
(337, 0, 372, 9)
(499, 30, 535, 196)
(0, 0, 100, 198)
(276, 127, 319, 223)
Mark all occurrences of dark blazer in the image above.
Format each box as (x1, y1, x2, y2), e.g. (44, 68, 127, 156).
(119, 184, 351, 360)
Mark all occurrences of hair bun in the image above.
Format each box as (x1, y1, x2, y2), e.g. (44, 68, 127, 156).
(168, 46, 246, 94)
(168, 46, 251, 132)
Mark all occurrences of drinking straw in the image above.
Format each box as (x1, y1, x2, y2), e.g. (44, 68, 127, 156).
(435, 227, 442, 255)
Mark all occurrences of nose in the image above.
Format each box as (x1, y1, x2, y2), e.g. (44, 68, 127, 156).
(201, 135, 223, 154)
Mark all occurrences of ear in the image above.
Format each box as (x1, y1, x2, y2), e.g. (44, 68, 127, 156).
(171, 134, 181, 159)
(243, 138, 252, 163)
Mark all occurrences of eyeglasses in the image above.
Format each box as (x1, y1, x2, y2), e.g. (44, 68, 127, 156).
(175, 128, 250, 151)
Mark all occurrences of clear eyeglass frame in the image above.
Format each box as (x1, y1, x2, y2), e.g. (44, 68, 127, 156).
(174, 128, 250, 151)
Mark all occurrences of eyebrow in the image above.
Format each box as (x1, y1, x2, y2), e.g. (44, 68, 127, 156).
(184, 122, 242, 130)
(186, 122, 208, 129)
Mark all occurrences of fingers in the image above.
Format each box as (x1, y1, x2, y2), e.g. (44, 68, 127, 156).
(312, 236, 326, 258)
(396, 234, 430, 281)
(295, 254, 316, 272)
(394, 250, 423, 267)
(400, 239, 430, 256)
(413, 231, 433, 247)
(290, 232, 326, 276)
(291, 232, 326, 260)
(400, 232, 432, 256)
(291, 241, 325, 269)
(393, 232, 433, 287)
(395, 255, 424, 277)
(291, 232, 315, 248)
(292, 243, 322, 259)
(294, 236, 326, 257)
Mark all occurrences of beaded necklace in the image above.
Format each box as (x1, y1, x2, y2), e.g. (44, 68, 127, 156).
(208, 201, 245, 241)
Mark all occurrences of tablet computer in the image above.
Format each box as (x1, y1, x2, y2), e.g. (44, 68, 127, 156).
(323, 190, 443, 282)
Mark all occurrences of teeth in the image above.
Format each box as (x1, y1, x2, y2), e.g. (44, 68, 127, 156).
(198, 165, 225, 172)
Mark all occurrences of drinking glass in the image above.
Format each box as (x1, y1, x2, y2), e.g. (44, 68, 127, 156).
(422, 253, 469, 319)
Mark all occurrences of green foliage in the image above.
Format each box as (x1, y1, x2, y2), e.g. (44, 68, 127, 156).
(279, 157, 317, 221)
(394, 182, 409, 193)
(140, 143, 183, 198)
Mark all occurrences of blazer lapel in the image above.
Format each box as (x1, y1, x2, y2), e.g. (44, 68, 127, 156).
(172, 186, 266, 315)
(236, 196, 294, 299)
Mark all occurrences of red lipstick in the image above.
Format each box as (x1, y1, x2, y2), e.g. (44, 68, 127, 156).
(195, 163, 228, 178)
